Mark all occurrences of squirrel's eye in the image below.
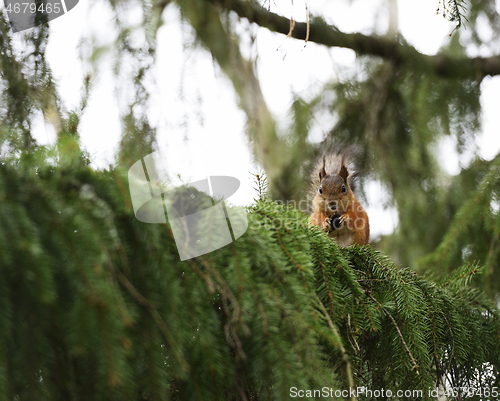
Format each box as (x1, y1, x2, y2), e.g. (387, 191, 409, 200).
(341, 185, 346, 193)
(319, 186, 323, 194)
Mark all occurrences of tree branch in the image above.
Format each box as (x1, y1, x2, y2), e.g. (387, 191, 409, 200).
(208, 0, 500, 80)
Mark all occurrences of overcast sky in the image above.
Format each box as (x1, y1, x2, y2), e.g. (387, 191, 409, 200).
(20, 0, 500, 238)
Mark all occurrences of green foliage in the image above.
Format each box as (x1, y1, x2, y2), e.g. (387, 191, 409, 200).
(0, 159, 499, 400)
(420, 154, 500, 297)
(1, 0, 500, 398)
(2, 0, 499, 294)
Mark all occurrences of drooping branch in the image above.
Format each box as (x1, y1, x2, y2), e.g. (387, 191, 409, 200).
(0, 15, 64, 148)
(207, 0, 500, 80)
(173, 0, 309, 199)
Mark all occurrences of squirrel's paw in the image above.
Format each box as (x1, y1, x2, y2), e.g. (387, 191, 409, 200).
(321, 217, 332, 232)
(339, 214, 355, 230)
(324, 214, 342, 232)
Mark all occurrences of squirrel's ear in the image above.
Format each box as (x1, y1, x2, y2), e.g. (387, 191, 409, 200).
(319, 155, 327, 181)
(339, 162, 349, 184)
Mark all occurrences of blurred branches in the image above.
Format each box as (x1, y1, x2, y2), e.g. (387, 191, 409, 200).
(207, 0, 500, 80)
(163, 0, 500, 282)
(0, 14, 63, 150)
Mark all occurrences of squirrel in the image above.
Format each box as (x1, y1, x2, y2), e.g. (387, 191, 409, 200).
(309, 152, 369, 247)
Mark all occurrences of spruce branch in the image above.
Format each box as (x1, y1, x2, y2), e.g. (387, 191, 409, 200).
(2, 162, 500, 399)
(366, 292, 419, 372)
(315, 295, 357, 401)
(115, 268, 190, 372)
(423, 155, 500, 271)
(251, 170, 269, 201)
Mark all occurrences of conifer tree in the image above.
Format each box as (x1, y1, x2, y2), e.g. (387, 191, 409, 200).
(1, 0, 500, 399)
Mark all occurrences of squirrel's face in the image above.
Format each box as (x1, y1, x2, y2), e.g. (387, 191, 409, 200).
(315, 175, 352, 215)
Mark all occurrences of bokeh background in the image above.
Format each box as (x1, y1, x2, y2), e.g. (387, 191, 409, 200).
(12, 0, 500, 290)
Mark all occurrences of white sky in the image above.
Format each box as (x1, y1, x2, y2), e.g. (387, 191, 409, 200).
(21, 0, 500, 239)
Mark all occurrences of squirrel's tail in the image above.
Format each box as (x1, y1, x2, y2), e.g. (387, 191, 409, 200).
(309, 148, 359, 192)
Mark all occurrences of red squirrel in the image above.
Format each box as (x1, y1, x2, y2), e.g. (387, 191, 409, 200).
(309, 153, 369, 247)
